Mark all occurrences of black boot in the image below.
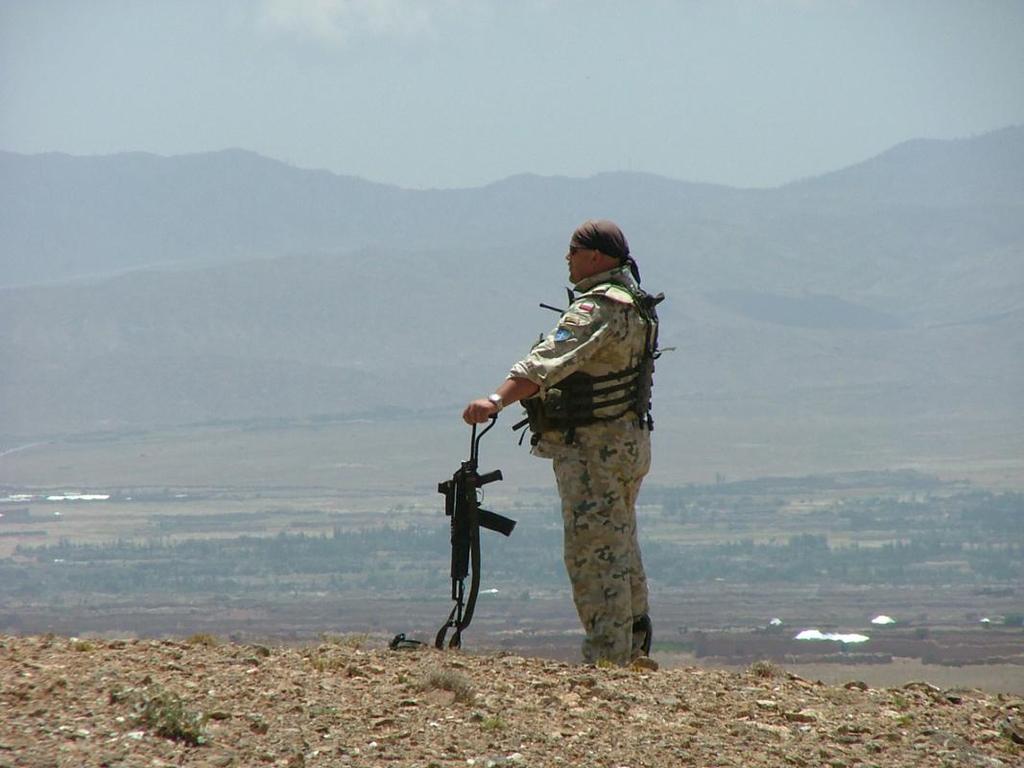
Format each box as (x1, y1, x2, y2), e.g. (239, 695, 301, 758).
(632, 614, 653, 656)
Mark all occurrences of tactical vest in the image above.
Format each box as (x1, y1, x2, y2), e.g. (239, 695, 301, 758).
(522, 282, 663, 444)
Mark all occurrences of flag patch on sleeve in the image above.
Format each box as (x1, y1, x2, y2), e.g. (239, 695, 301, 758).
(554, 328, 574, 342)
(577, 302, 596, 313)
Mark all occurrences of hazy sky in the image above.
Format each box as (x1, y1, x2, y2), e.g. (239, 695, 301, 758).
(2, 0, 1022, 189)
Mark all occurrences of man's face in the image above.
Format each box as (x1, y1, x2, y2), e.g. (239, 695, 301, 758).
(566, 245, 618, 284)
(566, 245, 595, 284)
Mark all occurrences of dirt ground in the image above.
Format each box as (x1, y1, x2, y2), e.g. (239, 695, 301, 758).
(2, 633, 1023, 768)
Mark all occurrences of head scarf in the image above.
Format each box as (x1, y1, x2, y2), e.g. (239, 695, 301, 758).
(570, 219, 641, 283)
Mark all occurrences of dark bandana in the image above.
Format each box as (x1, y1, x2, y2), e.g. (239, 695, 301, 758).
(570, 219, 641, 283)
(570, 219, 630, 261)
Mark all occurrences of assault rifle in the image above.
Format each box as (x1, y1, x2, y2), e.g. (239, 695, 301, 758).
(435, 416, 516, 649)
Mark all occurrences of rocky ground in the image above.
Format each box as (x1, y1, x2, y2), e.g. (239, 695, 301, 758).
(1, 633, 1022, 768)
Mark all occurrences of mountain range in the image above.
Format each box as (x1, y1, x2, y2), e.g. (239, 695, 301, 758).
(1, 127, 1021, 479)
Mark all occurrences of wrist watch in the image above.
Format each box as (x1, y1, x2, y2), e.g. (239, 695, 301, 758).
(487, 393, 504, 412)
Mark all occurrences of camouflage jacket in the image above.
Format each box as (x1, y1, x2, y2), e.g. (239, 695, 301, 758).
(509, 266, 656, 458)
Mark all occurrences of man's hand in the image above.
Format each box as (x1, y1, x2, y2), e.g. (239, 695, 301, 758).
(463, 398, 499, 424)
(462, 378, 539, 425)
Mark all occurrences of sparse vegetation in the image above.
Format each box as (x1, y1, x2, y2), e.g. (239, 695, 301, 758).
(480, 715, 507, 732)
(749, 659, 781, 679)
(5, 633, 1017, 767)
(112, 683, 209, 746)
(303, 648, 349, 674)
(320, 632, 369, 649)
(418, 668, 476, 704)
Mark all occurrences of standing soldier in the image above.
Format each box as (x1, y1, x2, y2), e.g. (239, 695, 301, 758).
(463, 219, 661, 666)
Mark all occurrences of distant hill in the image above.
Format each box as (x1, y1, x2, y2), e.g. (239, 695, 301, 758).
(4, 127, 1022, 292)
(0, 129, 1021, 445)
(781, 126, 1024, 207)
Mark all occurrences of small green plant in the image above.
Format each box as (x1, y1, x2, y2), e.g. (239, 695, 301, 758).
(113, 684, 209, 746)
(186, 633, 219, 647)
(248, 715, 269, 735)
(72, 639, 96, 652)
(891, 693, 911, 711)
(419, 668, 476, 704)
(749, 659, 780, 679)
(480, 716, 507, 732)
(304, 648, 351, 673)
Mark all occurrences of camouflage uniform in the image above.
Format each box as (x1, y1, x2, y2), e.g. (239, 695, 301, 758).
(509, 265, 653, 665)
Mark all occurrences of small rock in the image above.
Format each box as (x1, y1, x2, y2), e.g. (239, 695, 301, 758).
(784, 709, 820, 723)
(630, 657, 659, 672)
(836, 724, 871, 735)
(789, 677, 817, 690)
(833, 734, 861, 745)
(750, 722, 792, 741)
(903, 681, 941, 694)
(843, 681, 868, 691)
(1000, 717, 1024, 745)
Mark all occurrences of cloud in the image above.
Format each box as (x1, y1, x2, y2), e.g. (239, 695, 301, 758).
(258, 0, 444, 43)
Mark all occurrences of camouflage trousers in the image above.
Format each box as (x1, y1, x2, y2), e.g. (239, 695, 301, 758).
(550, 418, 651, 666)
